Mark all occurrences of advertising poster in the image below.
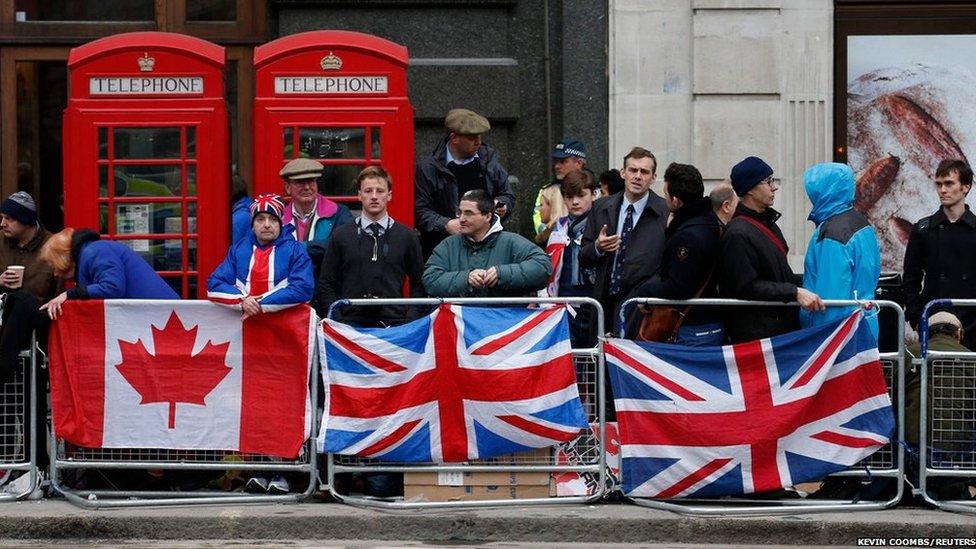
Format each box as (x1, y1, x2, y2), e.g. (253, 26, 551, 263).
(848, 35, 976, 271)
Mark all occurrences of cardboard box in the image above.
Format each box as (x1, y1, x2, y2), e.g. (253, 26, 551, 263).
(403, 448, 554, 502)
(404, 471, 551, 502)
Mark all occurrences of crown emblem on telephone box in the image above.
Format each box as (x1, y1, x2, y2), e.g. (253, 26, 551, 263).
(320, 51, 342, 71)
(138, 52, 156, 72)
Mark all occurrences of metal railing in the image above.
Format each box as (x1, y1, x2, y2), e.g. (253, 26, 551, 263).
(918, 298, 976, 515)
(48, 307, 319, 509)
(613, 298, 905, 516)
(0, 337, 41, 501)
(324, 297, 607, 509)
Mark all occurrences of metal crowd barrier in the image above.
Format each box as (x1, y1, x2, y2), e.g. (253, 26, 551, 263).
(616, 298, 905, 516)
(324, 297, 607, 509)
(0, 336, 42, 501)
(49, 341, 319, 509)
(919, 298, 976, 515)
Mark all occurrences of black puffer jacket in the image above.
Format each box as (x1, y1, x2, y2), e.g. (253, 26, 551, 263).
(720, 204, 802, 343)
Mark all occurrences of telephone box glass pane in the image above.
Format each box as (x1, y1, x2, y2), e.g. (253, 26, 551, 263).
(186, 127, 196, 158)
(121, 239, 187, 271)
(187, 165, 197, 196)
(186, 0, 237, 22)
(370, 128, 381, 159)
(114, 128, 182, 159)
(98, 128, 108, 159)
(99, 165, 109, 197)
(100, 202, 187, 235)
(299, 127, 365, 160)
(158, 239, 195, 271)
(283, 128, 295, 158)
(321, 165, 364, 197)
(114, 165, 188, 197)
(13, 1, 154, 21)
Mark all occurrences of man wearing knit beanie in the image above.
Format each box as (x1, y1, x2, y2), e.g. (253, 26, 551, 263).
(0, 191, 56, 302)
(719, 156, 824, 343)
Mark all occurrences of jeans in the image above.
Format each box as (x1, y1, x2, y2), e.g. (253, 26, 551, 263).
(675, 322, 725, 347)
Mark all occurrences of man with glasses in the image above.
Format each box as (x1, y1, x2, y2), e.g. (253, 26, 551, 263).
(720, 156, 824, 343)
(279, 157, 354, 291)
(423, 189, 550, 298)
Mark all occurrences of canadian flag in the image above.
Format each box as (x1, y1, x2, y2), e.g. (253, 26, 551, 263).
(48, 300, 314, 458)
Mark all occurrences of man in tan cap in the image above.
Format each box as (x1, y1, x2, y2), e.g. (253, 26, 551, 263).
(902, 311, 976, 500)
(415, 108, 515, 257)
(278, 158, 353, 293)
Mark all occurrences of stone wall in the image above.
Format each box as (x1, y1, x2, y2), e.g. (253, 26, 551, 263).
(273, 0, 610, 236)
(609, 0, 833, 268)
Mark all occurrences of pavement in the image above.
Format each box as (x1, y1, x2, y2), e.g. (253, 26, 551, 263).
(0, 500, 973, 545)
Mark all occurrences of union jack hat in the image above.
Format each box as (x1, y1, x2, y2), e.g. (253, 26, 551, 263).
(249, 193, 285, 223)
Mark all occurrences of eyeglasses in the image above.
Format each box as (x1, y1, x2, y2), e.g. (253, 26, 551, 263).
(287, 179, 318, 188)
(760, 176, 779, 189)
(456, 209, 486, 219)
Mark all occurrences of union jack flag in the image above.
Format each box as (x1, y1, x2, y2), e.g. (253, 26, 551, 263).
(606, 310, 894, 498)
(318, 304, 588, 462)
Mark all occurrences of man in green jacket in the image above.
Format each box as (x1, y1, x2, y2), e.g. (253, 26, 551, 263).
(904, 311, 976, 500)
(423, 189, 551, 297)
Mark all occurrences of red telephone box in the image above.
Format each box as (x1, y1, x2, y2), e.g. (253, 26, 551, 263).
(253, 30, 414, 224)
(63, 32, 229, 299)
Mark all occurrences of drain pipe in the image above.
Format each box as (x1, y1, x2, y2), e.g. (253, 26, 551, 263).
(543, 0, 554, 176)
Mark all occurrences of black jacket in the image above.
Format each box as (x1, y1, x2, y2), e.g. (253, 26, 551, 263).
(316, 220, 426, 326)
(720, 204, 801, 343)
(637, 198, 722, 326)
(903, 206, 976, 348)
(579, 191, 668, 320)
(414, 137, 515, 256)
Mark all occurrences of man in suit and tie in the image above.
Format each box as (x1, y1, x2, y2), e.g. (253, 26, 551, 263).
(580, 146, 668, 334)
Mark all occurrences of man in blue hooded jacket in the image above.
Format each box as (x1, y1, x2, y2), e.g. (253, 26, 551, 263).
(800, 162, 881, 337)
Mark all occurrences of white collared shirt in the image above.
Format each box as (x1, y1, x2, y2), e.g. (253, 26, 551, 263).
(358, 214, 393, 236)
(616, 192, 650, 236)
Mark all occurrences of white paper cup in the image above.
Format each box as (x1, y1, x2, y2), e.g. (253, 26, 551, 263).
(6, 265, 24, 289)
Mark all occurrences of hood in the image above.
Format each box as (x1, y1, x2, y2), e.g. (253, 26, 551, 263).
(805, 162, 855, 225)
(466, 214, 503, 244)
(70, 228, 101, 266)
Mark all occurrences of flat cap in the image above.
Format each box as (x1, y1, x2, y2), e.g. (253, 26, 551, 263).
(279, 158, 324, 180)
(929, 311, 962, 331)
(444, 108, 490, 135)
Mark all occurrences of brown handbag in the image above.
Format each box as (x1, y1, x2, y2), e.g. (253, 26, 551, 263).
(636, 304, 686, 343)
(636, 253, 718, 343)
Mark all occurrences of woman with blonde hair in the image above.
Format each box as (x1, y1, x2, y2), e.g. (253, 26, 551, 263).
(38, 228, 177, 319)
(534, 183, 568, 245)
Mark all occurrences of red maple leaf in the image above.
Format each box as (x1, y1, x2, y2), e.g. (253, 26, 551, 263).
(115, 312, 232, 429)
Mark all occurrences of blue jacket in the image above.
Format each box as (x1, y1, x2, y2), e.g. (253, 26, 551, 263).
(207, 224, 314, 312)
(801, 163, 881, 337)
(231, 196, 253, 245)
(67, 230, 178, 300)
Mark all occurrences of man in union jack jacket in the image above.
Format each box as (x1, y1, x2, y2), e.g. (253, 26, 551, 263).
(207, 193, 314, 319)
